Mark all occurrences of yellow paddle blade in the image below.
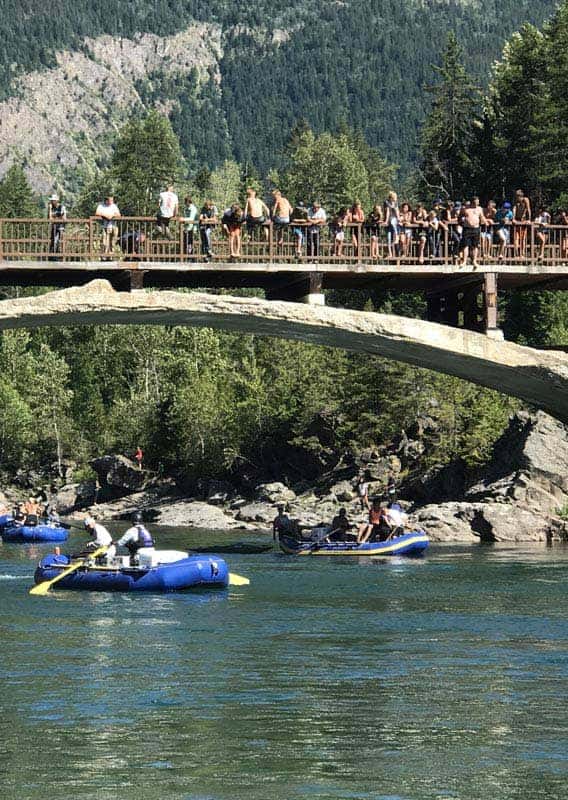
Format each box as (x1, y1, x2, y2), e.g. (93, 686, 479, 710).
(228, 572, 250, 586)
(29, 545, 108, 596)
(29, 581, 51, 596)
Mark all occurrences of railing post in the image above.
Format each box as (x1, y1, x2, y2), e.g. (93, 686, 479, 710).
(268, 219, 274, 264)
(357, 223, 362, 265)
(88, 217, 94, 261)
(179, 216, 184, 262)
(530, 221, 535, 265)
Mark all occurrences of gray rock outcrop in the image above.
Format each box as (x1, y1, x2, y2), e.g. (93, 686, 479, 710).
(91, 454, 147, 500)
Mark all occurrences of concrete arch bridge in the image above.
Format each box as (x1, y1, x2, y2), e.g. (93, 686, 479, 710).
(0, 280, 567, 424)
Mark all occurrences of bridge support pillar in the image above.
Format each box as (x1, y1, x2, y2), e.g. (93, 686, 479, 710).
(266, 272, 325, 305)
(110, 269, 146, 292)
(426, 273, 502, 337)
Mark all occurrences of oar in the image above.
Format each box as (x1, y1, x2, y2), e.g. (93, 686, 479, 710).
(29, 545, 108, 596)
(228, 573, 250, 586)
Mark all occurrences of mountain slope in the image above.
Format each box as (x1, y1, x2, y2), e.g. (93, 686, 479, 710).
(0, 0, 559, 192)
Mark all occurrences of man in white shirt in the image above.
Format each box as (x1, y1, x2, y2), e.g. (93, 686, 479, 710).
(157, 184, 179, 239)
(385, 503, 407, 534)
(95, 196, 121, 257)
(84, 516, 115, 562)
(307, 201, 327, 257)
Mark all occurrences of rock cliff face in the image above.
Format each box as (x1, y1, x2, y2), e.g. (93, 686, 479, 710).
(0, 25, 222, 193)
(413, 411, 568, 542)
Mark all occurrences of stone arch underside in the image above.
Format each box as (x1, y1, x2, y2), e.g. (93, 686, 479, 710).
(0, 280, 567, 423)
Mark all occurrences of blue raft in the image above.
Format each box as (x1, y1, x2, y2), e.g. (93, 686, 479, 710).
(279, 530, 429, 557)
(34, 552, 229, 592)
(0, 513, 13, 530)
(2, 522, 69, 543)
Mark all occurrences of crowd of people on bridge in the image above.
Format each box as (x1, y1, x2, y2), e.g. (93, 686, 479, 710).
(44, 184, 568, 265)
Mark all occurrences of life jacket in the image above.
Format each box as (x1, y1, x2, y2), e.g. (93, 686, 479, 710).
(136, 525, 154, 548)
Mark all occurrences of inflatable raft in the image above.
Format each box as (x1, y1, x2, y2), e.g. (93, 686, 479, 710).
(34, 549, 229, 592)
(2, 522, 69, 543)
(0, 513, 13, 530)
(279, 530, 429, 557)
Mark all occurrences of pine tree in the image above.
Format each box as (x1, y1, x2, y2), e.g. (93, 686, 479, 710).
(420, 34, 481, 201)
(109, 110, 185, 215)
(0, 164, 39, 217)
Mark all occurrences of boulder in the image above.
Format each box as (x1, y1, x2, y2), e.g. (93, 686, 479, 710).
(329, 480, 355, 503)
(153, 500, 236, 530)
(55, 483, 81, 514)
(91, 454, 147, 500)
(254, 482, 296, 504)
(412, 501, 566, 543)
(206, 480, 235, 504)
(236, 502, 274, 524)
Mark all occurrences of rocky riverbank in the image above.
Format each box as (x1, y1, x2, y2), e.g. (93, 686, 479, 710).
(2, 411, 567, 544)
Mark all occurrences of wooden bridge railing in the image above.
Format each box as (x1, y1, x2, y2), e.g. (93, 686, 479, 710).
(0, 217, 567, 266)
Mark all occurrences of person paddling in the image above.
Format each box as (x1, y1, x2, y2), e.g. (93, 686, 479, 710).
(84, 516, 115, 563)
(115, 512, 155, 565)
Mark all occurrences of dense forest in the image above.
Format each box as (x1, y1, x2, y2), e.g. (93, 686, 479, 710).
(0, 3, 567, 491)
(0, 0, 560, 174)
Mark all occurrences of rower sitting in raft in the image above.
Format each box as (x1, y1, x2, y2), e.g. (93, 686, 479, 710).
(115, 511, 155, 565)
(357, 498, 408, 543)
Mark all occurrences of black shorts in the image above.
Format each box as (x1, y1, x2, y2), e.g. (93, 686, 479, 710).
(462, 227, 480, 249)
(157, 214, 172, 227)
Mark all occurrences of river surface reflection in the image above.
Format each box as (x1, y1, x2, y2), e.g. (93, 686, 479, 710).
(1, 530, 567, 799)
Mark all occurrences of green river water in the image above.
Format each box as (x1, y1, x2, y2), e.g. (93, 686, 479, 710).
(1, 529, 567, 800)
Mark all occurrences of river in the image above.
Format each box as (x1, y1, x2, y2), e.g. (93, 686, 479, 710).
(0, 529, 567, 800)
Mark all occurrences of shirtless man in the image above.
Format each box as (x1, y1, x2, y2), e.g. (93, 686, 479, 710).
(513, 189, 531, 260)
(459, 200, 487, 269)
(272, 190, 293, 247)
(244, 188, 270, 241)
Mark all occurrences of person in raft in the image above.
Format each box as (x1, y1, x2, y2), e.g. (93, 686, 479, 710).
(84, 516, 115, 563)
(115, 512, 155, 565)
(272, 505, 298, 540)
(357, 498, 388, 543)
(328, 508, 356, 542)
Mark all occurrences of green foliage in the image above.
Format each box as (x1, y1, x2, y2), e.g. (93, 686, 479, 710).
(0, 165, 39, 217)
(420, 34, 481, 200)
(76, 111, 184, 215)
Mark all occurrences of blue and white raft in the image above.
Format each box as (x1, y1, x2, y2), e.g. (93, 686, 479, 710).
(2, 522, 69, 543)
(34, 549, 229, 592)
(279, 530, 429, 557)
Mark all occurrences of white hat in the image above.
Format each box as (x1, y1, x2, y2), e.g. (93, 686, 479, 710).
(84, 516, 95, 528)
(49, 194, 59, 201)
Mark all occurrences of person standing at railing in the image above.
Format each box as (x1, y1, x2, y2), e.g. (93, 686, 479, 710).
(365, 204, 383, 260)
(199, 200, 218, 260)
(221, 204, 244, 258)
(459, 199, 487, 269)
(513, 189, 531, 260)
(534, 206, 551, 262)
(495, 201, 513, 262)
(347, 199, 365, 256)
(307, 201, 327, 258)
(481, 200, 496, 260)
(291, 201, 308, 257)
(95, 196, 121, 259)
(557, 208, 568, 261)
(181, 196, 198, 256)
(414, 203, 428, 264)
(157, 184, 179, 239)
(331, 207, 348, 257)
(384, 191, 400, 259)
(47, 194, 67, 260)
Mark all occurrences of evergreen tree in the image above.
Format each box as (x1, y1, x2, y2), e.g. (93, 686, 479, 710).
(420, 34, 481, 200)
(111, 110, 184, 215)
(487, 24, 547, 199)
(0, 165, 39, 217)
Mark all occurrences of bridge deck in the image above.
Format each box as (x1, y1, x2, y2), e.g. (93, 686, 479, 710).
(0, 259, 567, 292)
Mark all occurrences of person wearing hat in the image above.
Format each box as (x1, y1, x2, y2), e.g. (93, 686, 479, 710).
(47, 194, 67, 260)
(495, 201, 513, 262)
(84, 516, 115, 562)
(115, 511, 155, 565)
(307, 200, 327, 258)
